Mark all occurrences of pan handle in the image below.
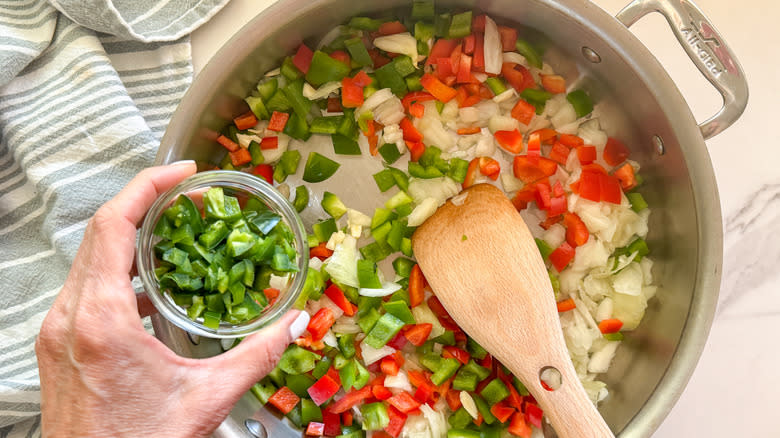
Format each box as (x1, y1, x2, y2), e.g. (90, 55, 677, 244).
(616, 0, 748, 140)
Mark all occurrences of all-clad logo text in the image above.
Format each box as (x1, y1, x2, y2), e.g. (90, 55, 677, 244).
(680, 19, 723, 78)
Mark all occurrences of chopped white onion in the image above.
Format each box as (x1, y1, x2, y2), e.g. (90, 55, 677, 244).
(459, 391, 479, 419)
(611, 262, 644, 296)
(588, 340, 620, 373)
(407, 197, 439, 227)
(308, 257, 323, 271)
(384, 370, 413, 392)
(482, 16, 503, 74)
(374, 96, 406, 126)
(318, 295, 345, 319)
(502, 51, 528, 66)
(492, 88, 517, 103)
(408, 177, 460, 206)
(269, 274, 290, 291)
(360, 341, 395, 365)
(322, 330, 338, 348)
(324, 235, 360, 287)
(303, 81, 342, 100)
(373, 33, 419, 65)
(359, 88, 394, 114)
(359, 281, 402, 297)
(332, 315, 362, 334)
(450, 192, 468, 206)
(264, 67, 281, 77)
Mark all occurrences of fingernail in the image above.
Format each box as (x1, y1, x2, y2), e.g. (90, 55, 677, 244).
(288, 311, 310, 339)
(169, 160, 196, 167)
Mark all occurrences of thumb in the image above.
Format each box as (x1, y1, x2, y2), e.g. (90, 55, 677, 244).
(195, 310, 310, 403)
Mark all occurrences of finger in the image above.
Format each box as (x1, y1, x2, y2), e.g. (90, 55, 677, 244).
(90, 161, 197, 275)
(103, 160, 198, 228)
(196, 310, 309, 401)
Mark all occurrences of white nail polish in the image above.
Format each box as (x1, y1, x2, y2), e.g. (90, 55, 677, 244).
(288, 311, 310, 339)
(170, 160, 196, 167)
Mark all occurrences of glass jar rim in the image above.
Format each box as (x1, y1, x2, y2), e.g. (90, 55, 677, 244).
(136, 170, 309, 338)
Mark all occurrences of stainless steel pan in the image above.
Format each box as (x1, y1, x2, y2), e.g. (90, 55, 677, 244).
(153, 0, 747, 436)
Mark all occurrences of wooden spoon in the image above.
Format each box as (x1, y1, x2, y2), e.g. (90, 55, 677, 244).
(412, 184, 614, 438)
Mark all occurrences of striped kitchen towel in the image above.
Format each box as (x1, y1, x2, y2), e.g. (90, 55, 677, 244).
(0, 0, 230, 435)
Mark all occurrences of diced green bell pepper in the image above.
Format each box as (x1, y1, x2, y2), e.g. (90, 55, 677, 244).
(332, 134, 362, 155)
(360, 402, 390, 430)
(364, 313, 405, 348)
(251, 379, 277, 404)
(303, 152, 340, 183)
(480, 379, 510, 405)
(448, 408, 473, 429)
(375, 62, 408, 97)
(301, 398, 323, 425)
(285, 373, 316, 398)
(278, 345, 321, 375)
(566, 89, 594, 118)
(627, 192, 648, 212)
(313, 218, 338, 243)
(431, 357, 461, 385)
(282, 79, 313, 120)
(448, 11, 472, 38)
(382, 300, 415, 324)
(535, 238, 554, 260)
(378, 143, 402, 164)
(293, 185, 309, 213)
(306, 50, 352, 87)
(321, 191, 347, 219)
(515, 38, 543, 69)
(344, 37, 373, 67)
(356, 259, 382, 288)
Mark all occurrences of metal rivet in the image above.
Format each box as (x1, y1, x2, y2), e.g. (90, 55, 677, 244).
(653, 135, 665, 156)
(245, 419, 267, 438)
(581, 46, 601, 63)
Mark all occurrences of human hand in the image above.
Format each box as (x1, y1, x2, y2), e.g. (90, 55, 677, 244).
(35, 161, 310, 437)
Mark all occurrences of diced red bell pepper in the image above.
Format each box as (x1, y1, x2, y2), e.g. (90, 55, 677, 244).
(268, 386, 300, 414)
(563, 212, 589, 247)
(547, 195, 567, 217)
(327, 97, 343, 112)
(324, 283, 355, 316)
(342, 411, 353, 426)
(216, 135, 240, 152)
(540, 74, 566, 94)
(577, 170, 602, 202)
(257, 136, 276, 150)
(406, 140, 425, 162)
(456, 54, 474, 84)
(252, 164, 274, 184)
(436, 57, 455, 80)
(598, 318, 624, 334)
(603, 137, 630, 166)
(308, 374, 341, 406)
(268, 111, 290, 132)
(385, 392, 420, 416)
(307, 307, 335, 341)
(372, 384, 392, 400)
(420, 73, 458, 103)
(293, 43, 314, 74)
(445, 389, 462, 411)
(368, 48, 391, 69)
(513, 156, 558, 183)
(400, 117, 423, 142)
(378, 20, 407, 36)
(539, 215, 562, 230)
(599, 173, 623, 204)
(558, 133, 584, 148)
(329, 50, 351, 67)
(463, 34, 476, 54)
(328, 386, 372, 414)
(229, 148, 252, 167)
(552, 180, 565, 198)
(352, 70, 372, 87)
(508, 411, 533, 438)
(494, 129, 524, 154)
(402, 91, 436, 110)
(442, 346, 470, 365)
(404, 323, 433, 346)
(501, 63, 535, 92)
(427, 39, 460, 66)
(576, 145, 597, 165)
(457, 127, 481, 135)
(472, 14, 486, 32)
(234, 111, 258, 130)
(310, 242, 334, 260)
(305, 421, 325, 436)
(535, 180, 552, 210)
(524, 403, 544, 429)
(498, 26, 518, 51)
(549, 142, 570, 165)
(408, 264, 425, 307)
(322, 410, 341, 436)
(449, 44, 462, 75)
(409, 102, 425, 118)
(511, 99, 535, 125)
(264, 287, 280, 303)
(341, 77, 364, 108)
(385, 405, 408, 438)
(381, 356, 401, 376)
(490, 400, 516, 423)
(478, 157, 501, 180)
(413, 381, 435, 404)
(556, 298, 577, 312)
(473, 33, 485, 72)
(511, 184, 537, 211)
(549, 242, 576, 272)
(463, 158, 479, 189)
(613, 162, 637, 190)
(386, 330, 408, 350)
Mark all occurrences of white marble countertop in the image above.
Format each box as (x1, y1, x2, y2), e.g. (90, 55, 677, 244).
(191, 1, 777, 436)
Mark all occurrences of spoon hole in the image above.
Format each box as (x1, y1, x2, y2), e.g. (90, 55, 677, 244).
(539, 366, 562, 391)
